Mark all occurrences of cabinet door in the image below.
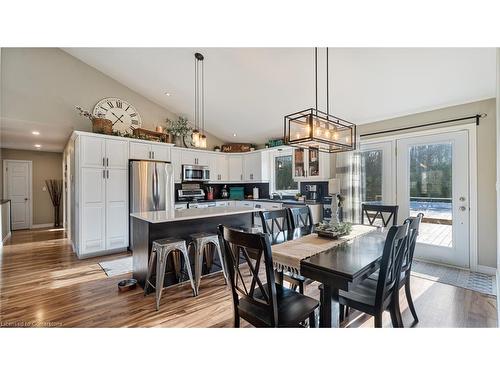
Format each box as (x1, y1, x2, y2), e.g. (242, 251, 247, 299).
(181, 150, 197, 165)
(130, 141, 151, 160)
(106, 139, 129, 169)
(105, 168, 128, 250)
(244, 153, 262, 181)
(228, 156, 243, 182)
(216, 154, 228, 181)
(171, 149, 183, 182)
(196, 152, 210, 166)
(151, 144, 171, 162)
(81, 167, 106, 254)
(318, 152, 332, 179)
(81, 136, 105, 168)
(293, 148, 306, 179)
(308, 147, 320, 177)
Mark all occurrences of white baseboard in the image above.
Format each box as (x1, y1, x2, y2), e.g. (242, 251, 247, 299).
(475, 265, 497, 276)
(1, 231, 11, 245)
(31, 223, 63, 229)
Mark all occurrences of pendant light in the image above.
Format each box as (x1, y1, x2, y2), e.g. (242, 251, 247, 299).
(284, 48, 357, 153)
(193, 52, 207, 149)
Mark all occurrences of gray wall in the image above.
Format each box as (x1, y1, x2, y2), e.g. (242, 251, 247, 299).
(358, 98, 496, 268)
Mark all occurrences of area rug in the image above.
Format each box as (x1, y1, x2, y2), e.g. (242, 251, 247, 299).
(98, 257, 133, 277)
(412, 260, 497, 296)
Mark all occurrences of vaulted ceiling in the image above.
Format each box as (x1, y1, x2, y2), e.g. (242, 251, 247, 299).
(64, 48, 497, 144)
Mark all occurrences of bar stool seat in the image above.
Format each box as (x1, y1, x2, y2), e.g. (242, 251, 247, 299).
(144, 238, 196, 310)
(189, 232, 228, 295)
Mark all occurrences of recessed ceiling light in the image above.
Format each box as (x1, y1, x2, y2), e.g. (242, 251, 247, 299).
(165, 92, 172, 96)
(233, 133, 237, 137)
(32, 131, 40, 135)
(34, 144, 41, 148)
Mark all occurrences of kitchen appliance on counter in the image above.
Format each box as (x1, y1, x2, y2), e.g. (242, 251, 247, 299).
(182, 164, 210, 182)
(221, 185, 229, 199)
(177, 184, 205, 202)
(305, 184, 318, 201)
(130, 160, 175, 213)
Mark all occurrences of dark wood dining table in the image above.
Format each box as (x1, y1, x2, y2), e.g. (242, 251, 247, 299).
(269, 226, 388, 328)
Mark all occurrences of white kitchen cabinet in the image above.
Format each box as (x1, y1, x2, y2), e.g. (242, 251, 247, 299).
(210, 154, 228, 182)
(181, 150, 209, 166)
(174, 203, 188, 210)
(81, 135, 128, 169)
(243, 151, 270, 182)
(171, 148, 183, 182)
(105, 168, 128, 250)
(130, 141, 171, 162)
(228, 155, 244, 182)
(215, 201, 228, 207)
(235, 200, 253, 208)
(80, 167, 106, 254)
(292, 147, 331, 181)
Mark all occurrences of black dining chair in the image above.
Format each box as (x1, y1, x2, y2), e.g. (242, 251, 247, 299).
(288, 206, 314, 232)
(361, 203, 399, 227)
(337, 222, 409, 328)
(218, 225, 319, 328)
(260, 209, 306, 293)
(367, 213, 424, 324)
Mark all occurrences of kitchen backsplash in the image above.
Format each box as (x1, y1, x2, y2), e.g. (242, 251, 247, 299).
(175, 182, 270, 200)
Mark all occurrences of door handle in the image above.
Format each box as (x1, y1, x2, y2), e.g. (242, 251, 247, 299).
(24, 198, 28, 201)
(459, 206, 466, 211)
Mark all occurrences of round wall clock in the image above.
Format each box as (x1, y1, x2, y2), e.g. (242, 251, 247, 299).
(92, 97, 142, 134)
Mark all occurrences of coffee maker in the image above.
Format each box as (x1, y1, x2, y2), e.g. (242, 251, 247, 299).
(305, 184, 318, 201)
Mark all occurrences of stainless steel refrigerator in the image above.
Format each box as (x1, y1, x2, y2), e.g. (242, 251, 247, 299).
(129, 160, 175, 214)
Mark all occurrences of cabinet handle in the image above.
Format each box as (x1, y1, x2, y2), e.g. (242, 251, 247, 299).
(102, 157, 105, 167)
(107, 170, 109, 179)
(103, 170, 106, 179)
(240, 174, 243, 181)
(152, 151, 155, 159)
(106, 157, 109, 167)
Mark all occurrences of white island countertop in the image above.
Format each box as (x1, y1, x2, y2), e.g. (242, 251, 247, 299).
(130, 206, 261, 224)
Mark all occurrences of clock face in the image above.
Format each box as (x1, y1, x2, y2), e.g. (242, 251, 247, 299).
(92, 97, 142, 134)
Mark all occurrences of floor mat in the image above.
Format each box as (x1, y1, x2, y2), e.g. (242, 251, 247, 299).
(412, 260, 497, 296)
(98, 257, 133, 277)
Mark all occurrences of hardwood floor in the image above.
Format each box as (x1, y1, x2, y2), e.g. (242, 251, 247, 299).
(0, 228, 497, 328)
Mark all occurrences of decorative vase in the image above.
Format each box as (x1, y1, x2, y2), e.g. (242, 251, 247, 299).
(54, 205, 60, 227)
(174, 136, 183, 147)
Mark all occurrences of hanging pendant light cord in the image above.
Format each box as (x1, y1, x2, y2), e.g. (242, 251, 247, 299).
(314, 47, 318, 112)
(194, 56, 198, 132)
(326, 47, 329, 119)
(201, 56, 204, 136)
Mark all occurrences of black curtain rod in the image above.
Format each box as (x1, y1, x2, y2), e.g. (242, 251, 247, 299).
(360, 113, 486, 138)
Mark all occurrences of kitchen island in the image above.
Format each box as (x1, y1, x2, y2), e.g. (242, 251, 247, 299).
(130, 206, 260, 288)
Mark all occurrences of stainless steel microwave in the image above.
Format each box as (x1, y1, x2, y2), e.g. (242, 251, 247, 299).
(182, 164, 210, 182)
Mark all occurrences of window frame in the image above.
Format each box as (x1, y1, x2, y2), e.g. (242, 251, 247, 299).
(270, 148, 299, 195)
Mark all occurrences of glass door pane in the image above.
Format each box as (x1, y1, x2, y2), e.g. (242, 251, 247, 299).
(409, 143, 452, 248)
(361, 149, 383, 204)
(293, 148, 305, 178)
(308, 147, 319, 177)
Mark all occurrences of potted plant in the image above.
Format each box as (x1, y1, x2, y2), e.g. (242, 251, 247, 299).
(166, 116, 192, 147)
(76, 106, 113, 135)
(214, 145, 221, 152)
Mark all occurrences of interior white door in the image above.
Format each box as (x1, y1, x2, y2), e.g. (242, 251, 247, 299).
(396, 131, 469, 268)
(3, 160, 31, 230)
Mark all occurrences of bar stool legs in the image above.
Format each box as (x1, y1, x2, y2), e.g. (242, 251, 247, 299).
(144, 239, 197, 311)
(190, 234, 228, 296)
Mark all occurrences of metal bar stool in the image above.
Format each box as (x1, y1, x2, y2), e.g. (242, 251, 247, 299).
(144, 238, 196, 310)
(189, 232, 228, 296)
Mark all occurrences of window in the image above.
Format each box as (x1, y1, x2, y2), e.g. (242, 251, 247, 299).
(274, 154, 298, 193)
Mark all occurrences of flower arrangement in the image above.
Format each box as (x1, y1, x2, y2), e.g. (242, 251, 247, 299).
(166, 116, 192, 137)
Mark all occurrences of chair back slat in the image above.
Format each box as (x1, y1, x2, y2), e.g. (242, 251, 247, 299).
(259, 209, 292, 242)
(362, 204, 399, 227)
(401, 213, 424, 274)
(288, 206, 314, 231)
(375, 223, 409, 304)
(218, 225, 279, 325)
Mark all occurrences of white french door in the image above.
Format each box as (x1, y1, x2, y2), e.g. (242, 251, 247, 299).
(360, 130, 471, 268)
(396, 131, 469, 268)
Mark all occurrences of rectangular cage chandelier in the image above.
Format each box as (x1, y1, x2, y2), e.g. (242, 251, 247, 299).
(284, 48, 357, 153)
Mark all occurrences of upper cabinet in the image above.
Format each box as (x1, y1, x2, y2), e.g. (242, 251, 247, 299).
(181, 150, 209, 166)
(171, 148, 183, 183)
(243, 151, 270, 182)
(81, 135, 128, 169)
(210, 153, 229, 182)
(228, 155, 244, 182)
(292, 147, 331, 181)
(130, 141, 171, 162)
